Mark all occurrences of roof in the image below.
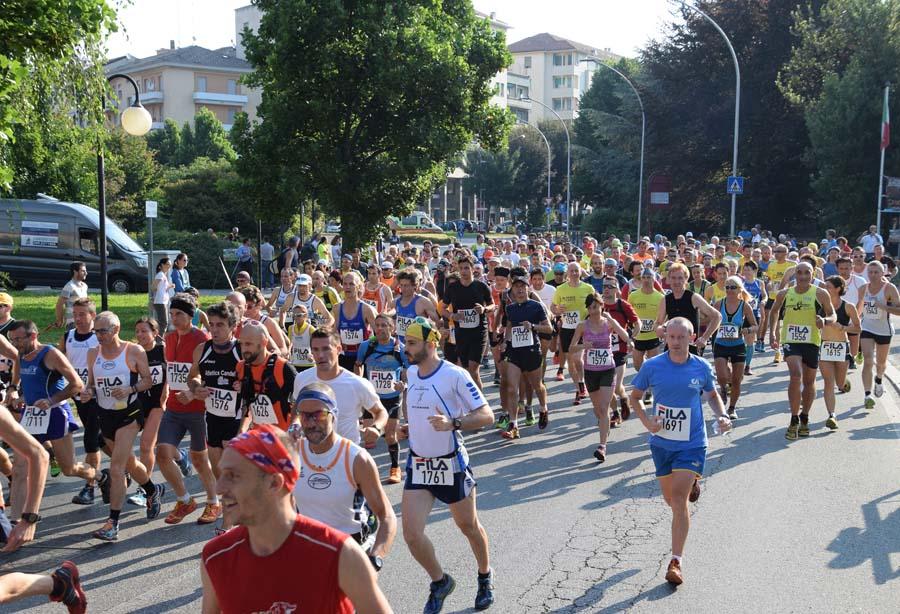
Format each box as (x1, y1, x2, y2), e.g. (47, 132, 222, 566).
(104, 45, 252, 74)
(507, 33, 619, 61)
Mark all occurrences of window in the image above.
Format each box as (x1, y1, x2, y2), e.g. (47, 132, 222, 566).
(552, 53, 573, 66)
(145, 78, 155, 91)
(553, 76, 573, 89)
(514, 108, 529, 123)
(228, 108, 237, 123)
(158, 75, 162, 90)
(552, 97, 573, 111)
(228, 79, 237, 95)
(524, 56, 532, 69)
(79, 228, 98, 255)
(196, 76, 207, 92)
(495, 82, 504, 96)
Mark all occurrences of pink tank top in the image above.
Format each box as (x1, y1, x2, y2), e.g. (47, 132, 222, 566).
(582, 319, 614, 372)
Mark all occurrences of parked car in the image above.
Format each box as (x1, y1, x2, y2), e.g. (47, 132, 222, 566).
(388, 211, 443, 231)
(325, 220, 341, 233)
(0, 195, 152, 292)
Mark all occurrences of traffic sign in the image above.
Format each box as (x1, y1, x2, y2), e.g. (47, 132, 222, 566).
(145, 200, 158, 218)
(726, 176, 744, 195)
(545, 206, 552, 215)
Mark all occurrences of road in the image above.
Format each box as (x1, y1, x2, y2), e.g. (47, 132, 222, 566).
(9, 334, 900, 613)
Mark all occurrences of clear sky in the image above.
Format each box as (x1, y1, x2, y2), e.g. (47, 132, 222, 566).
(105, 0, 676, 60)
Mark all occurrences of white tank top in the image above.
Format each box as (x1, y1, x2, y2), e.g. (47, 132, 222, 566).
(92, 344, 137, 410)
(294, 437, 365, 535)
(65, 329, 98, 386)
(861, 284, 894, 336)
(289, 323, 313, 367)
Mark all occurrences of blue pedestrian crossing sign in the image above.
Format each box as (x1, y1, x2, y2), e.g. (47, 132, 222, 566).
(727, 176, 744, 195)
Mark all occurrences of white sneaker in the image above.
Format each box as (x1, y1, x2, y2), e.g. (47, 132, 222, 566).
(874, 381, 884, 398)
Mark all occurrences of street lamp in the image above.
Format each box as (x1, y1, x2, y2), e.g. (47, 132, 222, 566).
(580, 58, 645, 240)
(516, 123, 552, 229)
(99, 74, 152, 310)
(678, 2, 741, 237)
(521, 96, 571, 239)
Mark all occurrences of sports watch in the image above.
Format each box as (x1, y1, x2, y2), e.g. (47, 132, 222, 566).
(20, 513, 41, 524)
(452, 418, 462, 431)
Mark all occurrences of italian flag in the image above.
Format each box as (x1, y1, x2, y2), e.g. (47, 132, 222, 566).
(882, 90, 891, 150)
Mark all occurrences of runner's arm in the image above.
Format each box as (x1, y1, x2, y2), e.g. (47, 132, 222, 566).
(743, 303, 758, 332)
(704, 387, 728, 420)
(338, 538, 394, 614)
(419, 297, 439, 323)
(44, 347, 82, 404)
(131, 344, 154, 393)
(844, 303, 862, 334)
(198, 310, 210, 331)
(567, 322, 587, 352)
(627, 387, 660, 434)
(778, 267, 796, 291)
(768, 289, 788, 346)
(353, 452, 397, 559)
(881, 284, 900, 316)
(0, 405, 48, 552)
(606, 316, 632, 348)
(313, 296, 334, 327)
(187, 342, 206, 397)
(692, 294, 721, 343)
(200, 561, 221, 614)
(816, 287, 837, 325)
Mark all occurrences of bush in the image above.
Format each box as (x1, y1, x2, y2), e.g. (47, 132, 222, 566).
(179, 234, 236, 289)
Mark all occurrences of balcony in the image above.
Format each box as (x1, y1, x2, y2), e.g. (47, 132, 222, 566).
(141, 90, 164, 104)
(192, 91, 248, 106)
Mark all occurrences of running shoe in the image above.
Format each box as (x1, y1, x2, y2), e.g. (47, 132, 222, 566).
(493, 413, 510, 430)
(755, 340, 764, 352)
(387, 467, 403, 484)
(665, 558, 683, 586)
(500, 426, 520, 440)
(92, 520, 118, 542)
(774, 349, 782, 363)
(50, 459, 61, 478)
(592, 445, 606, 463)
(164, 498, 197, 524)
(71, 485, 94, 506)
(474, 569, 495, 611)
(555, 370, 564, 382)
(610, 410, 621, 428)
(98, 469, 111, 505)
(146, 484, 166, 520)
(523, 410, 536, 427)
(744, 365, 753, 376)
(865, 396, 876, 409)
(198, 502, 223, 525)
(727, 407, 738, 421)
(620, 398, 631, 421)
(825, 416, 839, 430)
(423, 574, 456, 614)
(841, 381, 851, 393)
(573, 392, 582, 406)
(50, 560, 87, 614)
(127, 488, 146, 507)
(874, 381, 884, 398)
(689, 478, 701, 502)
(176, 447, 192, 478)
(538, 411, 549, 430)
(798, 422, 810, 437)
(856, 351, 863, 365)
(847, 356, 857, 370)
(785, 423, 799, 440)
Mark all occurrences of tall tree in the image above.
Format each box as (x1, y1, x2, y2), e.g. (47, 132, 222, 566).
(234, 0, 513, 247)
(463, 146, 522, 224)
(192, 107, 236, 162)
(146, 119, 182, 167)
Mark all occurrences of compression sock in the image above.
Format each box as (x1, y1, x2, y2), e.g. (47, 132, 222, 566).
(875, 376, 883, 385)
(799, 413, 809, 425)
(109, 509, 121, 526)
(388, 443, 400, 468)
(140, 479, 156, 496)
(745, 343, 754, 366)
(790, 415, 800, 425)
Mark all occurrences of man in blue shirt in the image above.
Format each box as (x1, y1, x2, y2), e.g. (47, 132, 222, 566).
(629, 317, 730, 587)
(234, 238, 254, 276)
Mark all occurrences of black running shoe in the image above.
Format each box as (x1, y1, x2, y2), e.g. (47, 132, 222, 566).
(423, 574, 455, 614)
(474, 569, 495, 611)
(98, 469, 111, 505)
(146, 483, 166, 520)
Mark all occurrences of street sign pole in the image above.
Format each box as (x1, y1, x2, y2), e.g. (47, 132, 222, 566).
(145, 200, 157, 315)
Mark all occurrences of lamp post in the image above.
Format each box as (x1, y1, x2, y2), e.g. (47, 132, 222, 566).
(580, 58, 645, 240)
(679, 2, 741, 237)
(517, 123, 552, 229)
(99, 74, 152, 310)
(522, 96, 571, 239)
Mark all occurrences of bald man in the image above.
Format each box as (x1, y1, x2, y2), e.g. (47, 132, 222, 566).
(236, 322, 297, 433)
(227, 291, 281, 354)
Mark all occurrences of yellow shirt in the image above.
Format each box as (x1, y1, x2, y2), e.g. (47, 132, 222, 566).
(552, 282, 595, 330)
(781, 286, 821, 346)
(766, 260, 793, 286)
(627, 289, 664, 341)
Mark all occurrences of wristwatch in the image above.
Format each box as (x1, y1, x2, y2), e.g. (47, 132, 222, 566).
(452, 418, 462, 431)
(20, 513, 41, 524)
(372, 424, 383, 436)
(368, 554, 384, 572)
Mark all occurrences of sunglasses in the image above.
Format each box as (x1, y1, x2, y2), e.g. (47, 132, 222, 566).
(94, 327, 115, 335)
(725, 285, 739, 290)
(298, 409, 333, 423)
(603, 284, 618, 289)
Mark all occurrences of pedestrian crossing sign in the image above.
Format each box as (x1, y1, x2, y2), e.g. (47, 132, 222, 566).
(727, 176, 744, 195)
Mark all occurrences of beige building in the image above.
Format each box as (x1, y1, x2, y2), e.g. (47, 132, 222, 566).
(105, 43, 260, 131)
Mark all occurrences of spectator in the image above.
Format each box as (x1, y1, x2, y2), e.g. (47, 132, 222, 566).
(153, 257, 174, 331)
(316, 234, 330, 264)
(55, 261, 88, 330)
(858, 225, 884, 259)
(235, 271, 252, 289)
(228, 226, 240, 242)
(330, 235, 342, 265)
(171, 252, 191, 293)
(260, 237, 275, 290)
(235, 238, 254, 276)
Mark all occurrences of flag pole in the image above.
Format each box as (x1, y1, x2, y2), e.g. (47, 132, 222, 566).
(877, 83, 890, 236)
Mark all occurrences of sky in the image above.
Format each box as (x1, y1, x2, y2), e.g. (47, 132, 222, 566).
(105, 0, 677, 60)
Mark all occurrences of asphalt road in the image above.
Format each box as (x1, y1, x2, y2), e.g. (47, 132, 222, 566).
(9, 333, 900, 613)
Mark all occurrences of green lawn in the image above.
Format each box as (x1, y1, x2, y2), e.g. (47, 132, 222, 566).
(7, 292, 222, 339)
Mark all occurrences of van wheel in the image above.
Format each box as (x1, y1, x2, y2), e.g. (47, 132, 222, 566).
(109, 275, 133, 294)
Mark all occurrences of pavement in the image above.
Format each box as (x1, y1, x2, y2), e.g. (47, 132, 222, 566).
(8, 325, 900, 613)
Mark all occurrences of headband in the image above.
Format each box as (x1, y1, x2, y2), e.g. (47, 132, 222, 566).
(405, 317, 441, 343)
(170, 297, 196, 317)
(227, 425, 299, 491)
(295, 388, 336, 411)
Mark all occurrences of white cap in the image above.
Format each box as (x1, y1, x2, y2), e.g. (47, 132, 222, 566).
(296, 274, 312, 286)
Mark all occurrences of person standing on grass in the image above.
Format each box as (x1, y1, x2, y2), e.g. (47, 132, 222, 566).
(55, 262, 88, 330)
(153, 258, 174, 333)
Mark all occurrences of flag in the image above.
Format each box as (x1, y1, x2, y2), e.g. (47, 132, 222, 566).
(882, 87, 891, 150)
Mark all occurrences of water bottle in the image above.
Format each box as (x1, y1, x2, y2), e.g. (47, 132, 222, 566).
(712, 418, 732, 441)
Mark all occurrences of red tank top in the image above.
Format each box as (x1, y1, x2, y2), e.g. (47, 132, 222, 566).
(202, 514, 353, 614)
(164, 327, 209, 413)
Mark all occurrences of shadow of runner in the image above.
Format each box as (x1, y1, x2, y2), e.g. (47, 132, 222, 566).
(826, 489, 900, 585)
(128, 587, 203, 614)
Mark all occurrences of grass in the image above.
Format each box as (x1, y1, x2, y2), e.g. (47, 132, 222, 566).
(8, 292, 222, 338)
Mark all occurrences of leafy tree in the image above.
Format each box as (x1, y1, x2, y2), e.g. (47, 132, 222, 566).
(192, 107, 236, 162)
(178, 122, 195, 166)
(235, 0, 513, 247)
(463, 146, 522, 224)
(146, 119, 182, 167)
(103, 131, 163, 231)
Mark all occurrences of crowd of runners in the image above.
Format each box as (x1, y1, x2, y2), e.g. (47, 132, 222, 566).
(0, 227, 897, 613)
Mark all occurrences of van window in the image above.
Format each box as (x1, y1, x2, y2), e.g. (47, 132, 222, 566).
(79, 228, 99, 255)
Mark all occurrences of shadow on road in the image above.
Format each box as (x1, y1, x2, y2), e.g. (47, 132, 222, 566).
(826, 489, 900, 585)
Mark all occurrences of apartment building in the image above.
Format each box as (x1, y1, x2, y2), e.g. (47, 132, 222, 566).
(105, 43, 260, 130)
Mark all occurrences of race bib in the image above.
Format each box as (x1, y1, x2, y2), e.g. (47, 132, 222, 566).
(361, 298, 378, 309)
(149, 364, 165, 386)
(250, 394, 277, 424)
(786, 324, 812, 343)
(561, 310, 580, 329)
(719, 323, 740, 340)
(74, 367, 90, 385)
(510, 325, 534, 348)
(95, 377, 128, 410)
(820, 341, 847, 362)
(863, 300, 886, 320)
(396, 315, 414, 336)
(640, 318, 655, 333)
(411, 456, 454, 486)
(21, 405, 50, 435)
(291, 344, 312, 366)
(610, 333, 620, 347)
(340, 327, 363, 346)
(585, 348, 614, 368)
(205, 387, 239, 417)
(283, 312, 295, 326)
(368, 369, 396, 394)
(655, 403, 691, 442)
(449, 327, 457, 345)
(166, 361, 191, 391)
(458, 309, 479, 329)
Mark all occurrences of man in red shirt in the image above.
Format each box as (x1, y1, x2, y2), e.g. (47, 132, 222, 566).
(201, 425, 391, 614)
(156, 294, 220, 525)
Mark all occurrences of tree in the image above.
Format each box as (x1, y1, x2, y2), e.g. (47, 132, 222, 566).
(192, 107, 236, 162)
(178, 122, 195, 166)
(146, 119, 182, 167)
(463, 146, 522, 223)
(235, 0, 513, 247)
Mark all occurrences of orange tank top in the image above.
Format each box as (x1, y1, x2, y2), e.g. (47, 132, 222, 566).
(362, 283, 387, 312)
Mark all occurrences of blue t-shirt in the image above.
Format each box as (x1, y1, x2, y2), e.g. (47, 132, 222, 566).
(505, 299, 546, 352)
(631, 352, 715, 451)
(356, 338, 408, 399)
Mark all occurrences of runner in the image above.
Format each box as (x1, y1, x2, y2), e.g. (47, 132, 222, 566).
(498, 274, 552, 440)
(400, 319, 495, 613)
(768, 262, 836, 439)
(287, 303, 316, 373)
(628, 268, 665, 394)
(357, 314, 408, 481)
(836, 256, 866, 370)
(711, 277, 758, 419)
(763, 244, 793, 361)
(859, 260, 900, 408)
(529, 267, 557, 380)
(445, 256, 495, 391)
(312, 270, 342, 322)
(820, 276, 860, 429)
(236, 321, 297, 432)
(156, 293, 220, 525)
(293, 327, 387, 446)
(362, 262, 394, 313)
(601, 277, 638, 425)
(266, 267, 296, 328)
(201, 425, 391, 613)
(130, 316, 166, 506)
(281, 273, 334, 329)
(628, 317, 731, 586)
(657, 263, 721, 356)
(0, 292, 15, 404)
(393, 269, 439, 343)
(550, 262, 594, 404)
(61, 298, 103, 506)
(570, 292, 632, 462)
(6, 320, 99, 519)
(292, 383, 397, 564)
(82, 311, 163, 540)
(742, 261, 768, 373)
(240, 285, 289, 355)
(334, 271, 377, 374)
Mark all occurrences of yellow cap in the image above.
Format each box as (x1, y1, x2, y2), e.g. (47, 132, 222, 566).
(405, 317, 441, 343)
(0, 292, 12, 307)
